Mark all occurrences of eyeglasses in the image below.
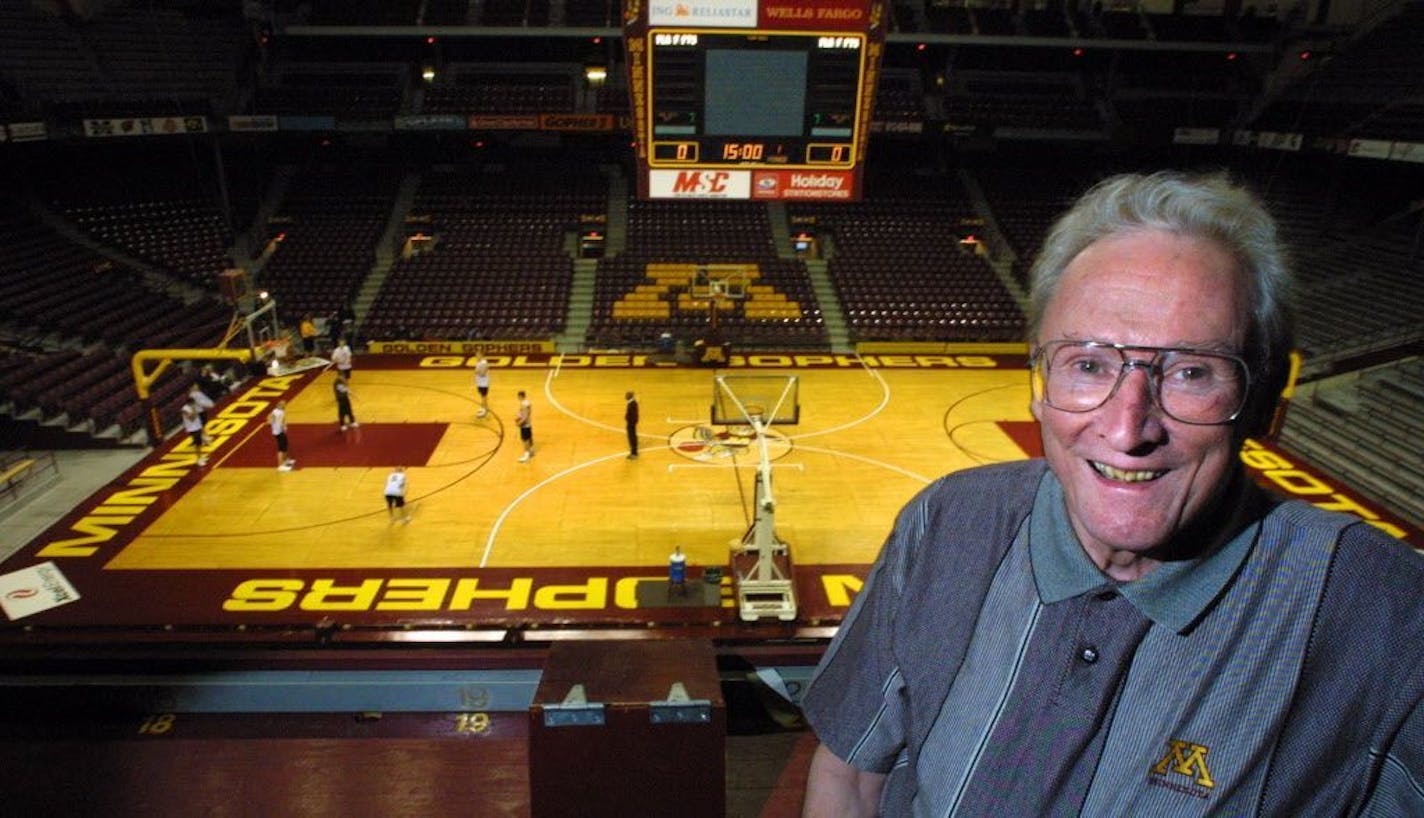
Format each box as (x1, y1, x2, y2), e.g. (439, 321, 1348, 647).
(1030, 340, 1251, 425)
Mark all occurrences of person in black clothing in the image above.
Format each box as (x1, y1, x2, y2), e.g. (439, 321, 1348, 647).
(625, 390, 639, 460)
(335, 373, 357, 431)
(199, 365, 229, 400)
(334, 303, 356, 348)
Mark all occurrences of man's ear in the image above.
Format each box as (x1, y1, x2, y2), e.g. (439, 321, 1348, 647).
(1239, 394, 1278, 441)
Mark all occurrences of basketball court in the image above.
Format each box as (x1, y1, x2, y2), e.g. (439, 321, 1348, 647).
(3, 348, 1417, 641)
(0, 349, 1034, 634)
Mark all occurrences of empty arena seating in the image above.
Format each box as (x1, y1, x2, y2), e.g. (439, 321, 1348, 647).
(361, 163, 604, 341)
(417, 0, 466, 25)
(973, 163, 1099, 290)
(0, 3, 105, 107)
(923, 4, 973, 34)
(941, 70, 1104, 136)
(10, 349, 124, 423)
(590, 257, 825, 349)
(35, 149, 237, 287)
(1236, 157, 1424, 370)
(789, 174, 1024, 343)
(623, 199, 779, 262)
(888, 2, 922, 32)
(1290, 228, 1424, 365)
(1022, 6, 1071, 37)
(587, 200, 827, 349)
(1090, 8, 1149, 40)
(256, 64, 408, 118)
(71, 4, 245, 112)
(0, 1, 243, 115)
(1105, 50, 1256, 143)
(1250, 3, 1424, 141)
(307, 0, 422, 26)
(874, 70, 926, 124)
(1, 200, 225, 344)
(974, 6, 1018, 36)
(564, 0, 616, 27)
(61, 201, 233, 286)
(422, 66, 578, 116)
(257, 164, 401, 327)
(476, 0, 551, 26)
(0, 341, 212, 441)
(594, 79, 630, 117)
(0, 194, 237, 438)
(1145, 12, 1229, 42)
(1279, 359, 1424, 531)
(0, 349, 82, 415)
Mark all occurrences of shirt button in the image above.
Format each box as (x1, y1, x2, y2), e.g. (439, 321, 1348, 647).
(1096, 590, 1119, 601)
(1080, 646, 1099, 664)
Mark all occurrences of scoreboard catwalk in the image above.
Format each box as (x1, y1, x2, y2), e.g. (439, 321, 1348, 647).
(624, 0, 886, 200)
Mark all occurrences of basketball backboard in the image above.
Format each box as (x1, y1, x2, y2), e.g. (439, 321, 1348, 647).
(689, 265, 749, 301)
(711, 375, 799, 426)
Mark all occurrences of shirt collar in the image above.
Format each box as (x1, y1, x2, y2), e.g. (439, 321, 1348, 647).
(1029, 469, 1261, 633)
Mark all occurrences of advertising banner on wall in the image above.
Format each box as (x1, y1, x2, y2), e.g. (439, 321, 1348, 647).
(277, 115, 337, 131)
(647, 169, 753, 198)
(229, 115, 279, 132)
(394, 114, 467, 130)
(1256, 131, 1303, 151)
(648, 0, 757, 27)
(4, 121, 48, 142)
(759, 0, 875, 30)
(1347, 139, 1393, 159)
(84, 116, 208, 138)
(1390, 142, 1424, 163)
(750, 170, 856, 200)
(1173, 127, 1221, 145)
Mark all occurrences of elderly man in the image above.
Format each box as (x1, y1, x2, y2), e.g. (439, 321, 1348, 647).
(801, 171, 1424, 816)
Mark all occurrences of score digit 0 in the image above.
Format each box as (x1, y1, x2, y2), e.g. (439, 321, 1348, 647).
(807, 144, 852, 165)
(652, 141, 699, 163)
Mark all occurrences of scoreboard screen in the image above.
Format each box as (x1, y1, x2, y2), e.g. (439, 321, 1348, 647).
(624, 1, 885, 201)
(647, 30, 864, 170)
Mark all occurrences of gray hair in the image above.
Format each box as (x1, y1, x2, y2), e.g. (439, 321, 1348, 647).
(1027, 170, 1295, 434)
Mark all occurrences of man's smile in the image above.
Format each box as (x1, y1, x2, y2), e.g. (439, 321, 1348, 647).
(1090, 461, 1167, 483)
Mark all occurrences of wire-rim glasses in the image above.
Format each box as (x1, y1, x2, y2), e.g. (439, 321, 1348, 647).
(1030, 340, 1251, 425)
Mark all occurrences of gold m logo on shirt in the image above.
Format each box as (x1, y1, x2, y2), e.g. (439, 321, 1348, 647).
(1151, 739, 1216, 789)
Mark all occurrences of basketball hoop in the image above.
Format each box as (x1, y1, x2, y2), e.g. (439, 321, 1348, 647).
(744, 403, 766, 427)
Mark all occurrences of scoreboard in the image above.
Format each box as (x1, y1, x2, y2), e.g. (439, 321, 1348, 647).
(646, 31, 863, 168)
(624, 0, 886, 201)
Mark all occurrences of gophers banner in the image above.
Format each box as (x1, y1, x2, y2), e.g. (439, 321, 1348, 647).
(366, 340, 555, 355)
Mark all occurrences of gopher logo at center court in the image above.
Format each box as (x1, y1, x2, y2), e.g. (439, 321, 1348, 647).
(669, 424, 792, 463)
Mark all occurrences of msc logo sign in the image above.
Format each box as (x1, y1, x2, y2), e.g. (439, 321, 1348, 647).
(649, 169, 751, 199)
(1147, 738, 1215, 800)
(674, 171, 732, 194)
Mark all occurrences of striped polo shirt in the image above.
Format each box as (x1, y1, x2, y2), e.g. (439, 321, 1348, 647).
(802, 460, 1424, 816)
